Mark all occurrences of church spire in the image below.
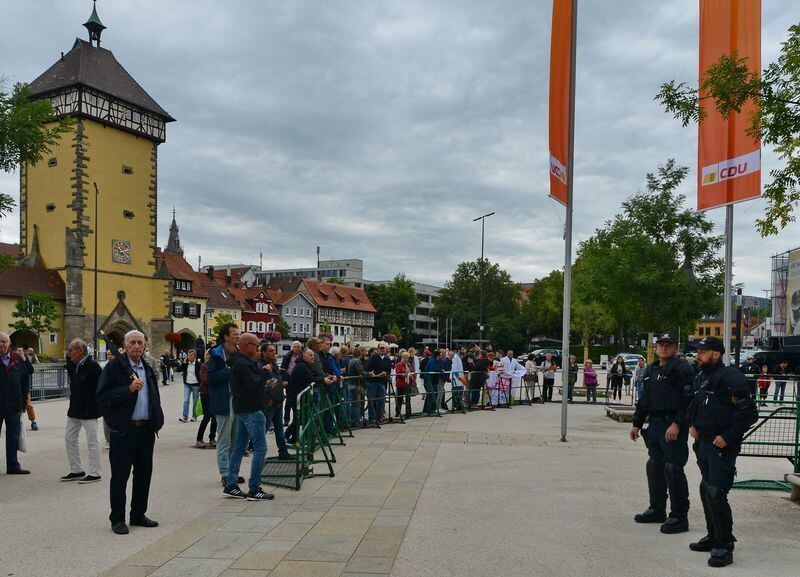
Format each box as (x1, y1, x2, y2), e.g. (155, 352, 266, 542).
(165, 207, 183, 256)
(83, 1, 106, 47)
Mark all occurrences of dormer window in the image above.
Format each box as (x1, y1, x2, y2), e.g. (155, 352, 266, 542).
(174, 279, 192, 292)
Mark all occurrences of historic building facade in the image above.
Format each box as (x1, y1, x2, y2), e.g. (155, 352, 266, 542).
(19, 5, 174, 352)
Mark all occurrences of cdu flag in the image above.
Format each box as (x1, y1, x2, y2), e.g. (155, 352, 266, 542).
(548, 0, 575, 206)
(697, 0, 761, 211)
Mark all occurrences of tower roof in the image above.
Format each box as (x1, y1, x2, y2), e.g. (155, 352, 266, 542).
(83, 1, 106, 46)
(165, 208, 183, 256)
(27, 38, 175, 121)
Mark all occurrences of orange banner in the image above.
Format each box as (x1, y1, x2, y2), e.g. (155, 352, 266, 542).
(697, 0, 761, 211)
(549, 0, 574, 206)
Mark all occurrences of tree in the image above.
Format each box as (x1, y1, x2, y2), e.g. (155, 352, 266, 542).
(275, 316, 291, 338)
(575, 160, 723, 351)
(325, 277, 345, 285)
(211, 313, 235, 339)
(571, 301, 613, 361)
(431, 259, 522, 349)
(656, 24, 800, 236)
(10, 291, 60, 350)
(1, 81, 71, 272)
(522, 270, 565, 340)
(364, 274, 420, 344)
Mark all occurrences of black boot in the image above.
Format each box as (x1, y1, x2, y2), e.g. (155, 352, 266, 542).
(708, 543, 734, 567)
(634, 507, 666, 523)
(689, 535, 716, 552)
(660, 515, 689, 534)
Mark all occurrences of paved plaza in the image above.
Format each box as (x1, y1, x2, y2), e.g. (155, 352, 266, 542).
(1, 383, 796, 577)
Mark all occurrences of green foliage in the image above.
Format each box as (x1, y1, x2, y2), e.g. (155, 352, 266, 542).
(325, 277, 345, 284)
(656, 24, 800, 236)
(275, 316, 291, 338)
(521, 270, 564, 339)
(0, 82, 72, 172)
(10, 291, 60, 336)
(365, 274, 419, 343)
(432, 259, 522, 349)
(574, 159, 723, 337)
(211, 313, 235, 337)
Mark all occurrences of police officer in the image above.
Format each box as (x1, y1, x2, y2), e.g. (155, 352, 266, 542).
(630, 332, 695, 534)
(688, 337, 758, 567)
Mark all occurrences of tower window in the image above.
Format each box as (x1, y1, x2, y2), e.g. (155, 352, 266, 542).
(123, 210, 135, 219)
(48, 157, 58, 167)
(121, 165, 134, 175)
(46, 203, 55, 212)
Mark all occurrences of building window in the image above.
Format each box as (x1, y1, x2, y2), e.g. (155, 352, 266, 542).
(173, 302, 183, 317)
(48, 157, 57, 167)
(292, 322, 297, 332)
(258, 322, 266, 333)
(306, 323, 310, 333)
(233, 311, 237, 320)
(123, 210, 135, 219)
(187, 304, 197, 318)
(207, 311, 213, 318)
(46, 203, 56, 212)
(293, 307, 297, 316)
(122, 165, 134, 175)
(714, 327, 721, 336)
(49, 333, 57, 344)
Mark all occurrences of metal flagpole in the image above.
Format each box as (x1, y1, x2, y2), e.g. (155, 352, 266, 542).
(560, 0, 578, 442)
(722, 204, 733, 365)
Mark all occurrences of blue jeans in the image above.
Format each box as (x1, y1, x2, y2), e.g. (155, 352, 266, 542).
(182, 384, 200, 419)
(215, 397, 237, 476)
(264, 404, 288, 456)
(344, 387, 360, 426)
(227, 411, 267, 493)
(0, 411, 22, 472)
(773, 381, 786, 401)
(366, 381, 386, 422)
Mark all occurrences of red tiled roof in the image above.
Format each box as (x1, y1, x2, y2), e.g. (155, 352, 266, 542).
(155, 249, 209, 299)
(301, 279, 376, 313)
(0, 242, 21, 257)
(0, 265, 65, 300)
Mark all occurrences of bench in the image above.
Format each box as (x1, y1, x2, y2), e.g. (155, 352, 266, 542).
(605, 406, 636, 422)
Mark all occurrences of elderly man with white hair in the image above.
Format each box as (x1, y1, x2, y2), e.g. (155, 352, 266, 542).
(97, 330, 164, 535)
(61, 339, 103, 483)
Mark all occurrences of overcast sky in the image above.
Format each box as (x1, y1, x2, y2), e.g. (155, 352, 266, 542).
(1, 0, 798, 295)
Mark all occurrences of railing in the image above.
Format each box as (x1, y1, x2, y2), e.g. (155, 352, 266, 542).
(28, 364, 69, 401)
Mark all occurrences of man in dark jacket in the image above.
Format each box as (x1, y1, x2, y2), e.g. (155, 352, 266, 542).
(365, 343, 390, 422)
(159, 350, 174, 385)
(223, 333, 274, 501)
(280, 341, 303, 425)
(258, 342, 291, 460)
(208, 323, 242, 486)
(630, 332, 696, 534)
(62, 339, 103, 483)
(286, 348, 316, 443)
(0, 332, 30, 474)
(688, 337, 759, 567)
(739, 356, 760, 396)
(96, 330, 164, 535)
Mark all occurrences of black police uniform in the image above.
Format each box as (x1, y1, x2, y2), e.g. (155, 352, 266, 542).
(632, 354, 695, 529)
(688, 353, 758, 566)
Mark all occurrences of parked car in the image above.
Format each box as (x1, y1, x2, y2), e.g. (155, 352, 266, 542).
(605, 353, 644, 371)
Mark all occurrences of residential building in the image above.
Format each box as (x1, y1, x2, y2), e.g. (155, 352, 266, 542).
(270, 289, 316, 340)
(255, 259, 364, 285)
(229, 287, 281, 340)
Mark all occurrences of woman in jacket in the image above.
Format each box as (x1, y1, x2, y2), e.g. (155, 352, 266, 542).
(583, 360, 598, 403)
(346, 347, 369, 427)
(195, 350, 216, 449)
(608, 356, 627, 402)
(394, 352, 412, 418)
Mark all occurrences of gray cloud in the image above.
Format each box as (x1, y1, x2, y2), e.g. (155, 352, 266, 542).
(1, 0, 798, 291)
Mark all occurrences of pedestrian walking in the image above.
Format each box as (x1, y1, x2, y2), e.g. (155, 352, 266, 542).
(62, 339, 102, 483)
(159, 350, 174, 385)
(688, 336, 758, 567)
(177, 349, 202, 422)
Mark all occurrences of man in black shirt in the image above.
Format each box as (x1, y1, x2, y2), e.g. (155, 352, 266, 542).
(630, 333, 695, 534)
(687, 337, 758, 567)
(223, 333, 273, 501)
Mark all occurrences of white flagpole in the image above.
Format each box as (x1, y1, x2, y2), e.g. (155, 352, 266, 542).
(560, 0, 578, 442)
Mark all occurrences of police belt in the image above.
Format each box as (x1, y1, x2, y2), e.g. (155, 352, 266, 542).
(647, 414, 675, 423)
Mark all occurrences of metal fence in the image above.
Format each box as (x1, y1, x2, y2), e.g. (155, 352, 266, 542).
(28, 365, 69, 401)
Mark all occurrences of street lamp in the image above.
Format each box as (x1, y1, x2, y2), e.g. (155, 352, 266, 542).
(473, 212, 495, 348)
(93, 182, 100, 357)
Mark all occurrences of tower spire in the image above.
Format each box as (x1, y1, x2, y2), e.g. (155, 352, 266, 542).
(165, 207, 183, 256)
(83, 1, 106, 47)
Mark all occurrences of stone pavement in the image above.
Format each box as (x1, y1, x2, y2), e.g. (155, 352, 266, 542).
(1, 384, 797, 577)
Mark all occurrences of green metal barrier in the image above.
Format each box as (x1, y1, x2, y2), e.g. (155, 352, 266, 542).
(732, 395, 799, 492)
(262, 385, 335, 490)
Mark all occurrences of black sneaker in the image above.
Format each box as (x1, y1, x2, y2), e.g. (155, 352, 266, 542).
(78, 474, 102, 484)
(708, 545, 734, 567)
(60, 472, 85, 482)
(634, 508, 667, 523)
(220, 475, 246, 487)
(690, 535, 717, 552)
(660, 516, 689, 534)
(277, 452, 294, 461)
(247, 487, 275, 501)
(223, 484, 247, 499)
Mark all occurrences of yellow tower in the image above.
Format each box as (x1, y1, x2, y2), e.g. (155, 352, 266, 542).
(20, 3, 174, 350)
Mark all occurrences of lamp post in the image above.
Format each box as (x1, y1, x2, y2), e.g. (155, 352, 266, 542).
(93, 182, 100, 357)
(734, 288, 743, 366)
(473, 212, 495, 348)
